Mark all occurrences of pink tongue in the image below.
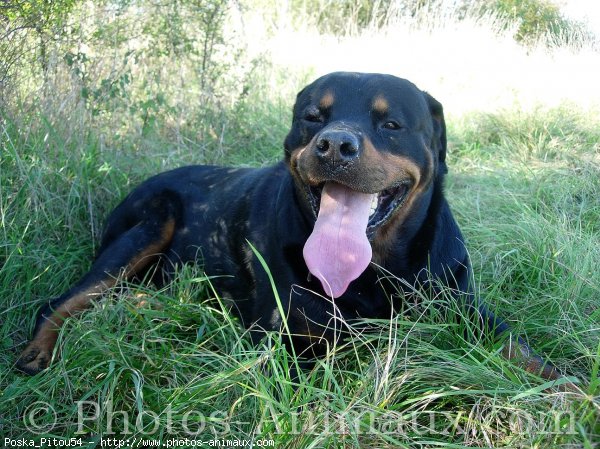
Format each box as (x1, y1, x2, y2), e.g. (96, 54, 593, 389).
(303, 182, 373, 298)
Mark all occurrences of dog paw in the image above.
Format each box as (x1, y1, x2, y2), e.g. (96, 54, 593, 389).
(16, 342, 52, 375)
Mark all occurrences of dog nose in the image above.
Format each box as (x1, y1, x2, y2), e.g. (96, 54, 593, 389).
(315, 129, 361, 162)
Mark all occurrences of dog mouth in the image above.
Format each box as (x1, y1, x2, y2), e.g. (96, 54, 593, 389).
(302, 180, 412, 298)
(306, 181, 411, 236)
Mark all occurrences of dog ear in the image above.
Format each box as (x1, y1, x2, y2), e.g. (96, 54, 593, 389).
(422, 91, 448, 175)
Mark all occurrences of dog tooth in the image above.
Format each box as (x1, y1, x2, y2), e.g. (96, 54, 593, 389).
(369, 194, 377, 217)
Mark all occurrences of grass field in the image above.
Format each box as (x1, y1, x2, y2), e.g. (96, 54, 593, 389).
(1, 2, 599, 447)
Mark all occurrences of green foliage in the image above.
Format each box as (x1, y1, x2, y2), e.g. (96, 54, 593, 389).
(487, 0, 592, 45)
(0, 0, 79, 92)
(289, 0, 392, 34)
(0, 0, 78, 33)
(1, 0, 261, 162)
(276, 0, 595, 47)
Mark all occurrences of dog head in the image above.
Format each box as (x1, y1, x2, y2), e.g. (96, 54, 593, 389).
(284, 72, 447, 297)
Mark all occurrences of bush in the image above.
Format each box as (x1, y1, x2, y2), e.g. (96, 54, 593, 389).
(488, 0, 593, 46)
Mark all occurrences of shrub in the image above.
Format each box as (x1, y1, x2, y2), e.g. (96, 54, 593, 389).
(488, 0, 593, 46)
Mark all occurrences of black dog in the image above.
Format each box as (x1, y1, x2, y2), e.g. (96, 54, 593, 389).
(17, 72, 563, 382)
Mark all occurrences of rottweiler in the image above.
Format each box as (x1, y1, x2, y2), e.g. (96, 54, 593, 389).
(16, 72, 565, 383)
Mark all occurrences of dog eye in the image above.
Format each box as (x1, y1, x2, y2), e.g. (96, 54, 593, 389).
(382, 120, 403, 130)
(304, 114, 322, 123)
(302, 107, 323, 123)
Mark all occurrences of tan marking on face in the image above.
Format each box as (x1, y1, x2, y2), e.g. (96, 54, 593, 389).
(362, 138, 421, 189)
(319, 91, 334, 109)
(372, 95, 389, 114)
(289, 146, 306, 183)
(289, 144, 321, 186)
(288, 145, 321, 218)
(367, 141, 435, 263)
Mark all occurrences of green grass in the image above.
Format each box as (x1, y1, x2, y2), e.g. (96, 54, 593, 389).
(1, 93, 599, 447)
(1, 2, 599, 442)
